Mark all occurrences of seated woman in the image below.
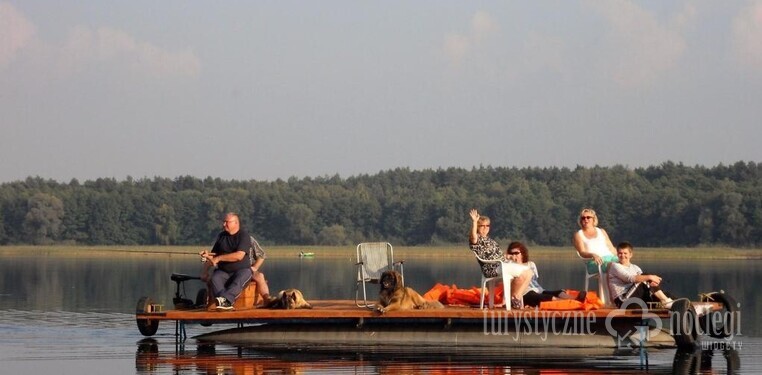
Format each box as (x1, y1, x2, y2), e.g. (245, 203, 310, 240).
(572, 208, 618, 274)
(572, 208, 618, 301)
(506, 241, 585, 307)
(607, 241, 674, 309)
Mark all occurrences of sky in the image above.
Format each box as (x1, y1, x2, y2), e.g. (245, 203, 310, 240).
(1, 1, 761, 183)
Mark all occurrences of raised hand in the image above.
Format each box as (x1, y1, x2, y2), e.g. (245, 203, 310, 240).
(469, 209, 480, 222)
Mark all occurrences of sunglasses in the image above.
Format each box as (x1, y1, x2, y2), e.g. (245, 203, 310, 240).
(508, 251, 521, 255)
(580, 216, 594, 220)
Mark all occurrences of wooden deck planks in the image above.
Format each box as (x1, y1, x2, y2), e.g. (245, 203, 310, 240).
(136, 299, 692, 322)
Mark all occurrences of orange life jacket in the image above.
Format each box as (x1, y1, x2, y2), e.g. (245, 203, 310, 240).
(423, 285, 604, 310)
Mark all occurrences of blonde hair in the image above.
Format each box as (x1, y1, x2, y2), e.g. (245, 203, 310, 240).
(578, 208, 599, 228)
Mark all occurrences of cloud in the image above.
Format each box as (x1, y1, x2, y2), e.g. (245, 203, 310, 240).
(0, 2, 199, 78)
(731, 0, 762, 71)
(0, 2, 36, 69)
(443, 33, 469, 65)
(673, 2, 697, 31)
(584, 0, 692, 88)
(471, 11, 499, 42)
(60, 25, 201, 77)
(443, 11, 499, 66)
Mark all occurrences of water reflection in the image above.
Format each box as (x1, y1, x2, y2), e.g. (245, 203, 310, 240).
(134, 344, 647, 374)
(135, 341, 746, 374)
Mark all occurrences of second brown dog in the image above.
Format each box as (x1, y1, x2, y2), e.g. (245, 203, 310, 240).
(376, 270, 444, 314)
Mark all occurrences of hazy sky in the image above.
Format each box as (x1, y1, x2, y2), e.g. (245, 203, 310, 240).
(2, 1, 761, 183)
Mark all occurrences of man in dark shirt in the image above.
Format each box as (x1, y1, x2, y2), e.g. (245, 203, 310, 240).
(200, 212, 252, 310)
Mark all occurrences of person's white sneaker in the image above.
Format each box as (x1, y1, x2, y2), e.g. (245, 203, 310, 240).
(693, 303, 714, 316)
(216, 299, 234, 311)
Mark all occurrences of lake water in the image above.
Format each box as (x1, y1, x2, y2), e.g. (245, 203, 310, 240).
(0, 249, 759, 374)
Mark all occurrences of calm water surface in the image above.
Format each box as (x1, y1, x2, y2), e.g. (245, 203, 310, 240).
(0, 250, 759, 374)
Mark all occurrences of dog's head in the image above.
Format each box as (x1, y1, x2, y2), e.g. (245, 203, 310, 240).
(380, 270, 403, 291)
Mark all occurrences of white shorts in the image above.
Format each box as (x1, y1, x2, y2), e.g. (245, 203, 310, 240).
(498, 261, 529, 278)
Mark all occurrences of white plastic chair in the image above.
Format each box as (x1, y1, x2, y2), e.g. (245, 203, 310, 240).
(577, 252, 611, 307)
(355, 242, 404, 308)
(475, 255, 514, 311)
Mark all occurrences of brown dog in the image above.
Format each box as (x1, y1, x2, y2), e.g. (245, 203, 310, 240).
(376, 270, 444, 314)
(263, 288, 312, 309)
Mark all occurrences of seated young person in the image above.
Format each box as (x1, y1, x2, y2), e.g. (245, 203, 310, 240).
(505, 241, 585, 307)
(248, 236, 271, 304)
(607, 241, 675, 309)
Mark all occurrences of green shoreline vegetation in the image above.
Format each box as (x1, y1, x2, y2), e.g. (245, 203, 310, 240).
(3, 163, 761, 248)
(2, 245, 760, 260)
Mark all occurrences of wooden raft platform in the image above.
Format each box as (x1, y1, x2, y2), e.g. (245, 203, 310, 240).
(136, 299, 706, 350)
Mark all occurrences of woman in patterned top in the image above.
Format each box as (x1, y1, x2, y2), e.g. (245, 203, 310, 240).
(468, 209, 532, 309)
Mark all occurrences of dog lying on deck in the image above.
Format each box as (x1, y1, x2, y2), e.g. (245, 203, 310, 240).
(376, 270, 444, 314)
(263, 288, 312, 309)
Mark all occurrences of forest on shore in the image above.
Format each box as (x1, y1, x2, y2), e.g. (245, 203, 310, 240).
(1, 161, 759, 247)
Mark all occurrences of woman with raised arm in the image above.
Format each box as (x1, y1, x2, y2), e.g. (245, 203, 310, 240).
(468, 209, 532, 309)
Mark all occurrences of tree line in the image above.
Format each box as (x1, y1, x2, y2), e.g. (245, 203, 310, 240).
(1, 161, 760, 247)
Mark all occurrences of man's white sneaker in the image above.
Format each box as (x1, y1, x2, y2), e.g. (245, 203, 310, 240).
(216, 298, 234, 311)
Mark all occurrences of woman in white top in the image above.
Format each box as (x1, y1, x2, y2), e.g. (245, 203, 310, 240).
(572, 208, 618, 275)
